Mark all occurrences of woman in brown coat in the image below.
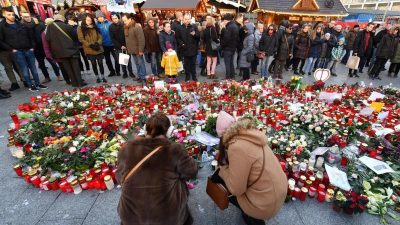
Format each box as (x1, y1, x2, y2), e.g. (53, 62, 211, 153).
(216, 117, 287, 225)
(293, 24, 311, 75)
(77, 14, 107, 83)
(116, 113, 198, 225)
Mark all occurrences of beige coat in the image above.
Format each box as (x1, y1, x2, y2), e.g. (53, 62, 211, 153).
(77, 26, 104, 56)
(125, 22, 145, 55)
(219, 127, 287, 220)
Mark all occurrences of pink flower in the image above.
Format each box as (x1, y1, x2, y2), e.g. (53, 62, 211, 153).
(80, 147, 90, 153)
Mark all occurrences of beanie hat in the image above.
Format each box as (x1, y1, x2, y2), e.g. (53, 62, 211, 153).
(216, 111, 236, 137)
(53, 14, 65, 22)
(354, 24, 360, 29)
(45, 18, 54, 26)
(95, 10, 105, 18)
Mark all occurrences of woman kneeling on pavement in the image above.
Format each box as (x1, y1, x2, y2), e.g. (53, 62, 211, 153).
(116, 112, 198, 225)
(213, 112, 288, 225)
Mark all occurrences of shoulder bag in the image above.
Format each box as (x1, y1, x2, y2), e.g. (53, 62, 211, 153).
(210, 28, 221, 51)
(206, 146, 265, 210)
(121, 146, 163, 185)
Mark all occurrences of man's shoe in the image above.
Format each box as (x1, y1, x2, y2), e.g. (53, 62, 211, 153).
(375, 76, 382, 80)
(29, 85, 39, 92)
(348, 73, 353, 78)
(116, 72, 121, 76)
(9, 83, 20, 91)
(102, 78, 108, 83)
(23, 81, 29, 87)
(354, 73, 360, 78)
(0, 92, 11, 99)
(96, 78, 101, 83)
(108, 73, 116, 77)
(132, 76, 140, 81)
(331, 73, 337, 77)
(129, 73, 136, 78)
(123, 74, 128, 78)
(37, 84, 48, 90)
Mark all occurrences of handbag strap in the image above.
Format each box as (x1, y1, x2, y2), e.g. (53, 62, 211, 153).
(121, 146, 163, 184)
(248, 146, 265, 188)
(53, 23, 72, 41)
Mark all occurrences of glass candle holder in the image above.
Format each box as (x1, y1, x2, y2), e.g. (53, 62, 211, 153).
(298, 175, 306, 188)
(13, 164, 23, 176)
(293, 187, 301, 199)
(104, 175, 115, 190)
(318, 183, 326, 192)
(309, 187, 317, 198)
(317, 191, 326, 202)
(70, 179, 82, 194)
(299, 187, 308, 201)
(325, 189, 334, 202)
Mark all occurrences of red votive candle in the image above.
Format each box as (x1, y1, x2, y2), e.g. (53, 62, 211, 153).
(293, 187, 301, 199)
(13, 165, 23, 176)
(299, 187, 308, 201)
(309, 187, 317, 198)
(318, 184, 326, 192)
(317, 191, 326, 202)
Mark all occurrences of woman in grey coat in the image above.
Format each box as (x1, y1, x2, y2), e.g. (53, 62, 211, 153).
(239, 23, 255, 80)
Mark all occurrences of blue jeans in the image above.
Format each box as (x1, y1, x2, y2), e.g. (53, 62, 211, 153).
(260, 55, 274, 78)
(132, 54, 147, 79)
(149, 52, 162, 75)
(304, 57, 319, 74)
(14, 50, 40, 87)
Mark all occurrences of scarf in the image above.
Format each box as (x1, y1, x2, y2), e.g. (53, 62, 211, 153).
(124, 20, 135, 37)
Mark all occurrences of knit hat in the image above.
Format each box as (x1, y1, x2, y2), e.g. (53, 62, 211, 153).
(53, 14, 65, 22)
(95, 10, 105, 18)
(216, 111, 236, 137)
(354, 24, 360, 29)
(45, 18, 54, 26)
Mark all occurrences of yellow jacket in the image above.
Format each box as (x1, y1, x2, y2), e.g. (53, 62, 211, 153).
(161, 51, 180, 76)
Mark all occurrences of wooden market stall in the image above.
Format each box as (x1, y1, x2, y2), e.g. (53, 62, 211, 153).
(141, 0, 209, 20)
(248, 0, 348, 25)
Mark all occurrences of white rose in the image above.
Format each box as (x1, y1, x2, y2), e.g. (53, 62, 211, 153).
(73, 141, 79, 147)
(352, 173, 358, 179)
(69, 147, 77, 154)
(304, 107, 309, 111)
(315, 126, 321, 132)
(67, 102, 73, 108)
(308, 125, 314, 130)
(293, 117, 298, 122)
(60, 101, 66, 107)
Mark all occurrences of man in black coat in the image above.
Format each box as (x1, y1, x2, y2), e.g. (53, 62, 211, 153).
(172, 12, 184, 61)
(179, 14, 200, 81)
(369, 27, 399, 80)
(109, 14, 134, 78)
(0, 8, 46, 91)
(351, 22, 375, 77)
(221, 13, 239, 79)
(274, 24, 294, 84)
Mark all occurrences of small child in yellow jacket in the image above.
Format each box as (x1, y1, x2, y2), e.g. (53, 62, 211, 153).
(161, 50, 181, 83)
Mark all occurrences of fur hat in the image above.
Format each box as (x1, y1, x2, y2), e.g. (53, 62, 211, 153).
(216, 111, 236, 137)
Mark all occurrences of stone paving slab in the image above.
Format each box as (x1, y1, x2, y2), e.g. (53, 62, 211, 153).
(0, 60, 398, 225)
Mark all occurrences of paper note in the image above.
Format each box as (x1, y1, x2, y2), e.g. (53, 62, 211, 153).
(170, 84, 182, 91)
(319, 92, 342, 103)
(377, 111, 389, 120)
(359, 107, 374, 116)
(252, 85, 262, 91)
(325, 164, 351, 191)
(359, 156, 394, 175)
(311, 147, 330, 157)
(190, 132, 220, 146)
(154, 81, 165, 89)
(368, 91, 385, 101)
(370, 102, 384, 113)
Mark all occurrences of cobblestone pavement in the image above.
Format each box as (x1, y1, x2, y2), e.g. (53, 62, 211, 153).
(0, 59, 398, 225)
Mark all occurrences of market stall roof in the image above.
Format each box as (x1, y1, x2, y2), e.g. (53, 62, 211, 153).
(141, 0, 200, 10)
(249, 0, 348, 17)
(347, 8, 400, 17)
(208, 0, 246, 9)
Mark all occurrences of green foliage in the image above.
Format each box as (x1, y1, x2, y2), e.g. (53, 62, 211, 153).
(204, 116, 217, 137)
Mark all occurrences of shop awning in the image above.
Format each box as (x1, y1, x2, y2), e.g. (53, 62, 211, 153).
(26, 0, 52, 4)
(141, 0, 199, 10)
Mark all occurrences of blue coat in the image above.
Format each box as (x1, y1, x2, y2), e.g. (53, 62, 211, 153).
(96, 20, 113, 47)
(309, 33, 324, 58)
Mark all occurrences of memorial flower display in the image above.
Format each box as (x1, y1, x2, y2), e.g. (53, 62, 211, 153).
(6, 79, 400, 223)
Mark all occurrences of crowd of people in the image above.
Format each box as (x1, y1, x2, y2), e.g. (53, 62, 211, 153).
(0, 9, 399, 99)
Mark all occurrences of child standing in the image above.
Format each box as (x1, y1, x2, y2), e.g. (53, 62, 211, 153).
(329, 37, 346, 76)
(161, 49, 180, 83)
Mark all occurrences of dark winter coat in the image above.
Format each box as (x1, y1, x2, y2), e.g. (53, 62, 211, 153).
(116, 136, 198, 225)
(0, 20, 35, 51)
(143, 26, 162, 53)
(171, 20, 183, 50)
(376, 33, 397, 59)
(353, 30, 374, 57)
(373, 29, 387, 48)
(221, 20, 240, 52)
(159, 30, 177, 52)
(109, 22, 126, 50)
(294, 32, 311, 59)
(45, 21, 80, 59)
(203, 26, 219, 57)
(178, 23, 200, 57)
(276, 32, 294, 60)
(326, 34, 339, 59)
(390, 37, 400, 63)
(308, 32, 324, 58)
(345, 29, 357, 50)
(259, 32, 278, 56)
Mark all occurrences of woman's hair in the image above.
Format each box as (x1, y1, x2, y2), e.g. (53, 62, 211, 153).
(145, 112, 171, 138)
(206, 17, 215, 26)
(311, 25, 324, 40)
(80, 14, 100, 38)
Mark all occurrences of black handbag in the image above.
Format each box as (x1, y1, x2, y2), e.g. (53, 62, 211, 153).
(246, 52, 255, 62)
(89, 42, 101, 51)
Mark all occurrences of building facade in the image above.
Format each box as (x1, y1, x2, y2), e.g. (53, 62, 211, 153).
(341, 0, 400, 11)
